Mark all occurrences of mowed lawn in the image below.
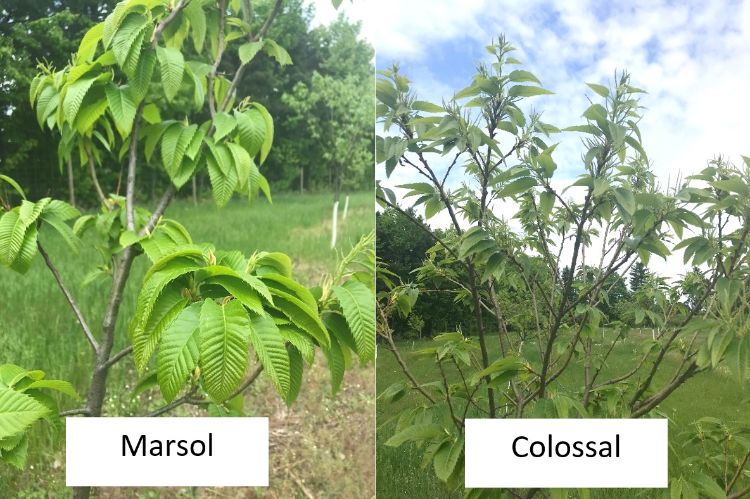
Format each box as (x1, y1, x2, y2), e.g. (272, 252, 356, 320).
(376, 331, 750, 499)
(0, 191, 375, 498)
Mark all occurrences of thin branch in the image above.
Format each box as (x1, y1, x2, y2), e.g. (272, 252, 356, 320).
(59, 408, 91, 417)
(125, 102, 144, 231)
(86, 152, 107, 206)
(378, 304, 436, 404)
(254, 0, 282, 41)
(227, 363, 264, 400)
(630, 362, 701, 418)
(437, 356, 462, 429)
(151, 0, 189, 46)
(37, 242, 98, 352)
(207, 0, 227, 117)
(102, 346, 133, 370)
(728, 483, 750, 499)
(221, 0, 284, 112)
(142, 184, 175, 235)
(727, 449, 750, 494)
(148, 364, 264, 417)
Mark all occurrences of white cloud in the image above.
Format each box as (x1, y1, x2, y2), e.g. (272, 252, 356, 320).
(375, 0, 750, 278)
(306, 0, 372, 41)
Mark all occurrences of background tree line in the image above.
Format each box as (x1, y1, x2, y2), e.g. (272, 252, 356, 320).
(377, 206, 712, 340)
(0, 0, 373, 207)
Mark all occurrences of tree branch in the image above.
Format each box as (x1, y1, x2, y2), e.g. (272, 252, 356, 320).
(151, 0, 189, 46)
(101, 345, 133, 370)
(254, 0, 282, 41)
(37, 242, 98, 352)
(86, 152, 107, 206)
(221, 0, 284, 112)
(147, 364, 264, 417)
(125, 102, 144, 231)
(59, 407, 91, 417)
(142, 184, 176, 235)
(207, 0, 227, 117)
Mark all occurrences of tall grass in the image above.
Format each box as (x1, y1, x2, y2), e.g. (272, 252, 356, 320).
(376, 334, 750, 498)
(0, 191, 374, 496)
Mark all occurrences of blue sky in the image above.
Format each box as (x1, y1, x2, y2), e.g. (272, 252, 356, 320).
(367, 0, 750, 181)
(312, 0, 750, 275)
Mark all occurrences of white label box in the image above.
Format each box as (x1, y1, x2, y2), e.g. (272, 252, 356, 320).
(66, 417, 268, 486)
(465, 418, 667, 488)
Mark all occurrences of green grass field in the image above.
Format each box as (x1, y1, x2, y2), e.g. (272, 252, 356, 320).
(0, 191, 375, 498)
(376, 332, 750, 499)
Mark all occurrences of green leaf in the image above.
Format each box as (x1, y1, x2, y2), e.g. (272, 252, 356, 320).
(254, 252, 292, 278)
(412, 100, 444, 113)
(200, 271, 268, 315)
(0, 433, 29, 469)
(74, 95, 108, 135)
(470, 356, 525, 386)
(235, 108, 265, 158)
(586, 83, 610, 98)
(508, 70, 541, 85)
(269, 290, 329, 348)
(132, 284, 190, 372)
(263, 39, 292, 66)
(0, 214, 39, 274)
(102, 2, 129, 48)
(324, 334, 345, 394)
(712, 177, 749, 196)
(184, 1, 207, 53)
(63, 77, 97, 124)
(385, 423, 445, 447)
(508, 85, 553, 98)
(42, 200, 79, 221)
(250, 102, 274, 164)
(207, 150, 238, 207)
(226, 143, 254, 191)
(76, 23, 104, 64)
(498, 177, 537, 197)
(0, 385, 49, 439)
(434, 434, 463, 482)
(157, 302, 201, 403)
(130, 48, 156, 101)
(213, 112, 237, 142)
(0, 175, 27, 200)
(692, 473, 726, 499)
(22, 380, 78, 399)
(142, 103, 161, 124)
(284, 345, 303, 405)
(105, 84, 137, 137)
(260, 273, 315, 309)
(199, 299, 250, 402)
(248, 315, 290, 398)
(239, 41, 263, 65)
(593, 178, 610, 197)
(184, 64, 206, 111)
(131, 258, 201, 371)
(40, 212, 81, 253)
(156, 46, 185, 102)
(613, 187, 636, 215)
(332, 280, 375, 363)
(112, 14, 148, 75)
(157, 123, 191, 184)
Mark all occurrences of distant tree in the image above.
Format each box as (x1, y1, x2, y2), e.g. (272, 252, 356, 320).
(600, 271, 630, 321)
(376, 207, 433, 284)
(0, 1, 117, 204)
(681, 266, 710, 312)
(629, 261, 649, 292)
(281, 15, 373, 247)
